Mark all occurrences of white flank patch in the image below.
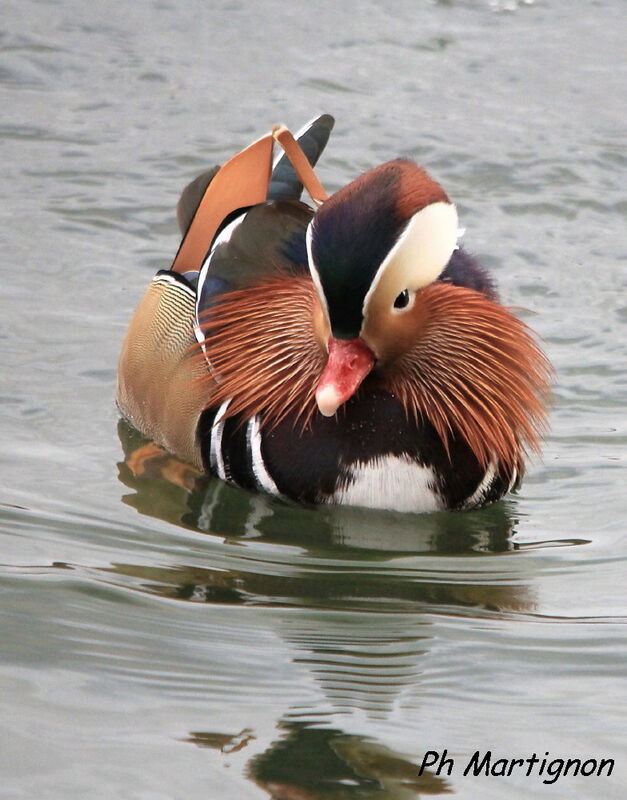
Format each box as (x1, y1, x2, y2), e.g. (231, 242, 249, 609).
(209, 399, 231, 481)
(461, 462, 497, 510)
(332, 455, 442, 513)
(246, 415, 280, 495)
(363, 201, 459, 319)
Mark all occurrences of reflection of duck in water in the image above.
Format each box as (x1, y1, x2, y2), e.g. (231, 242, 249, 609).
(117, 115, 550, 513)
(114, 427, 533, 799)
(188, 722, 452, 798)
(116, 417, 533, 612)
(117, 417, 522, 559)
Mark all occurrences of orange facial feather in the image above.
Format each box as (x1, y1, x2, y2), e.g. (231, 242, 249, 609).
(196, 276, 325, 428)
(383, 282, 552, 471)
(195, 275, 551, 475)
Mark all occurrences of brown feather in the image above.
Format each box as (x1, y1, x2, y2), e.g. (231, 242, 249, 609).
(394, 160, 450, 218)
(194, 275, 551, 475)
(382, 282, 552, 472)
(195, 275, 326, 428)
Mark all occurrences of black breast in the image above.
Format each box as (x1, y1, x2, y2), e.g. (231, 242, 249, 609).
(198, 388, 513, 510)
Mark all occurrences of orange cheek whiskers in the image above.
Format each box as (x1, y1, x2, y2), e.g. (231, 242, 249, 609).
(192, 275, 325, 430)
(385, 282, 551, 473)
(189, 276, 550, 475)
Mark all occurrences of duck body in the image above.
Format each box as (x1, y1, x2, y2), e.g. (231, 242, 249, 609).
(117, 116, 550, 512)
(197, 380, 515, 512)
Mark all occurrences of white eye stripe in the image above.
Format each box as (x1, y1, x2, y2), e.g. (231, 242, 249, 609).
(362, 201, 459, 322)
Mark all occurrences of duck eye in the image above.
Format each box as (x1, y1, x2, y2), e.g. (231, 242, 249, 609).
(393, 289, 410, 309)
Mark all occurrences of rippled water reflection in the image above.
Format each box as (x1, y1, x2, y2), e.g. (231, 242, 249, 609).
(2, 0, 626, 797)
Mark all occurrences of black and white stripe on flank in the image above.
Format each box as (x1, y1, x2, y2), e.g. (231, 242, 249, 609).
(246, 415, 280, 495)
(209, 399, 231, 481)
(460, 462, 498, 510)
(459, 460, 518, 511)
(205, 403, 280, 496)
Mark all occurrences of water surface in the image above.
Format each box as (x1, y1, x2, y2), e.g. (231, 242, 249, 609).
(1, 1, 626, 797)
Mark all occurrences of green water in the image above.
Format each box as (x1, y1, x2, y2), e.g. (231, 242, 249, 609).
(1, 1, 625, 797)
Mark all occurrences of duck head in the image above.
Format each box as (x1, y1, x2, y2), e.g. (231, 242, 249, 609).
(307, 159, 459, 416)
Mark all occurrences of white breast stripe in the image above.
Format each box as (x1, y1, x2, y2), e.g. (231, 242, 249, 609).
(247, 415, 280, 496)
(462, 462, 497, 510)
(332, 455, 442, 513)
(195, 211, 248, 348)
(306, 221, 331, 328)
(362, 201, 458, 323)
(209, 399, 231, 481)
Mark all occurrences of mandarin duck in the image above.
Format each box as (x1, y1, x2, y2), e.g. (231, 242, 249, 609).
(117, 115, 550, 513)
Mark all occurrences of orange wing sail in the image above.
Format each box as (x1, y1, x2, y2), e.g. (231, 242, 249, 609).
(171, 133, 274, 273)
(171, 123, 330, 274)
